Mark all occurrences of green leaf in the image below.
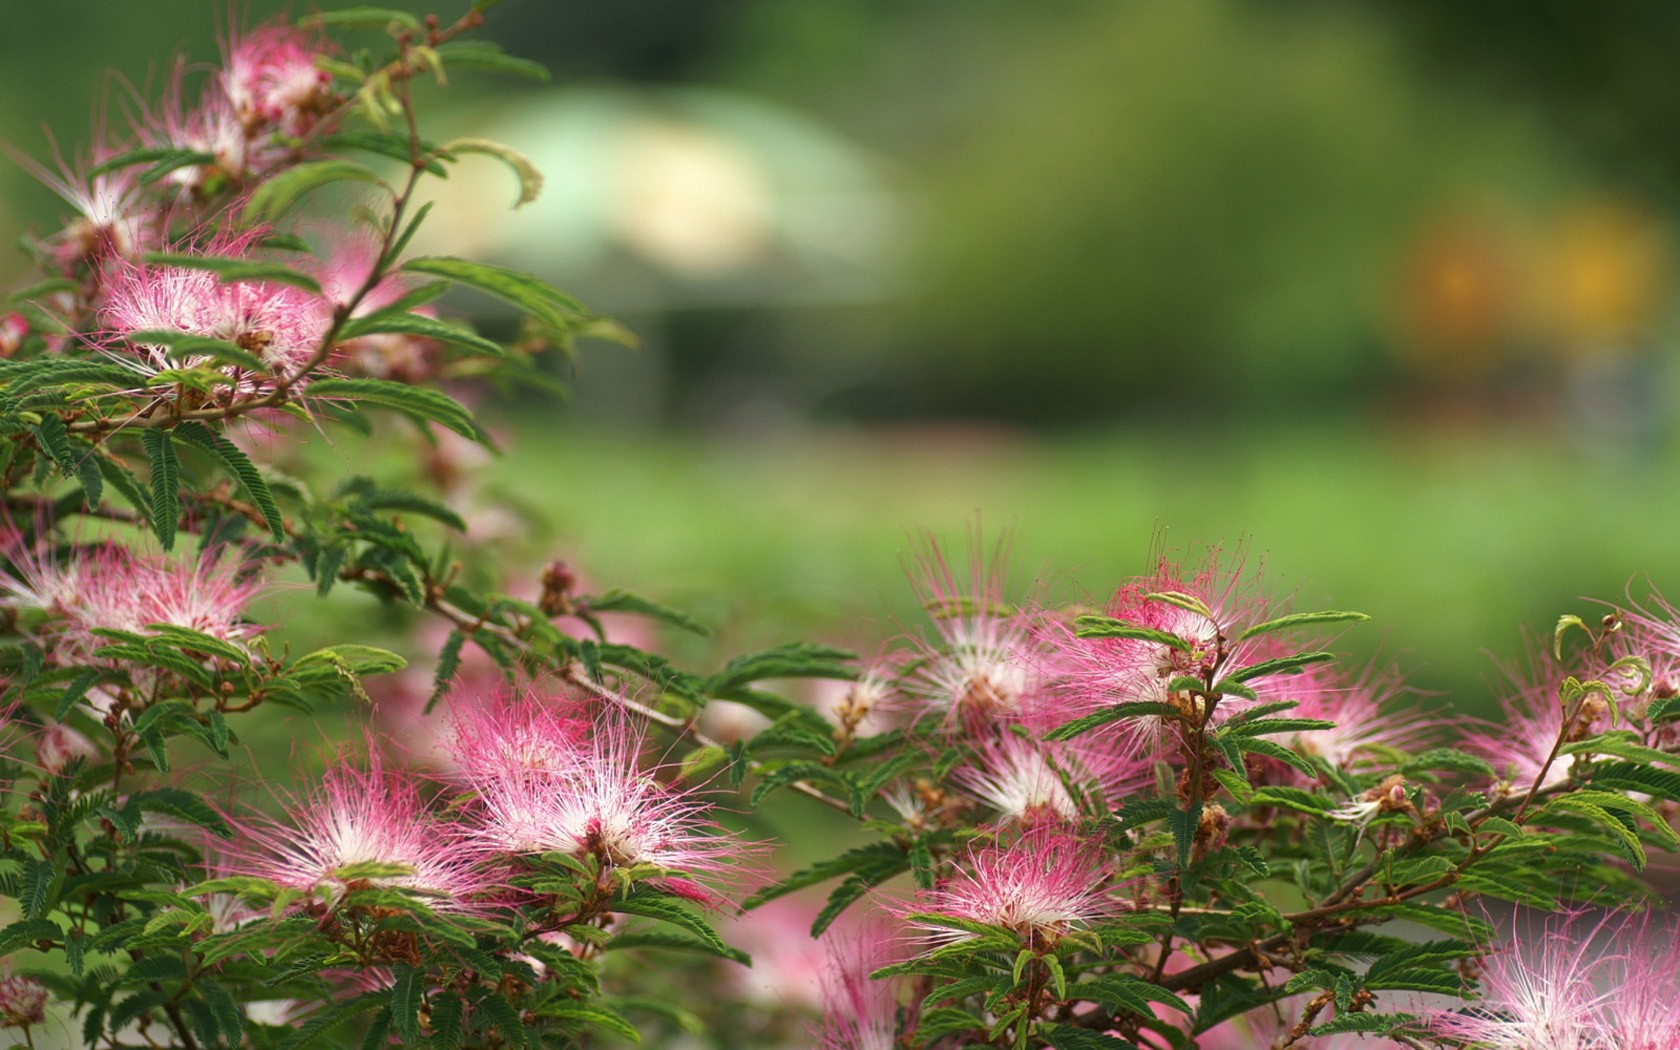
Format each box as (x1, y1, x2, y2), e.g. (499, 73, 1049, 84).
(140, 252, 323, 295)
(299, 7, 423, 30)
(477, 992, 528, 1045)
(1239, 609, 1370, 640)
(1220, 717, 1335, 738)
(90, 146, 215, 180)
(435, 40, 551, 81)
(705, 642, 856, 695)
(1040, 1026, 1141, 1050)
(305, 377, 482, 440)
(424, 630, 467, 714)
(539, 1001, 638, 1042)
(389, 963, 424, 1044)
(1143, 590, 1214, 618)
(339, 309, 506, 358)
(245, 159, 386, 222)
(141, 428, 180, 550)
(442, 137, 544, 209)
(173, 421, 285, 540)
(1069, 975, 1191, 1017)
(277, 992, 386, 1050)
(402, 255, 586, 328)
(1225, 651, 1336, 684)
(1649, 696, 1680, 724)
(1310, 1013, 1417, 1037)
(129, 330, 268, 372)
(612, 886, 746, 963)
(19, 858, 62, 919)
(0, 917, 61, 955)
(582, 589, 708, 636)
(1400, 748, 1496, 778)
(1072, 614, 1190, 650)
(32, 413, 75, 476)
(131, 788, 233, 838)
(743, 841, 910, 909)
(1045, 701, 1179, 742)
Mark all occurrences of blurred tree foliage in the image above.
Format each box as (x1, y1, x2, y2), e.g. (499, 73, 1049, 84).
(894, 1, 1584, 421)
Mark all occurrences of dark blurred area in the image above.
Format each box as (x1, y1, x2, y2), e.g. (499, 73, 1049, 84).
(6, 0, 1680, 708)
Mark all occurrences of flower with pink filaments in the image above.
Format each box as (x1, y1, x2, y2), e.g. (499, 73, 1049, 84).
(1465, 647, 1621, 798)
(0, 537, 264, 664)
(453, 706, 756, 890)
(442, 687, 593, 780)
(954, 731, 1147, 826)
(1421, 912, 1632, 1050)
(816, 925, 901, 1050)
(902, 536, 1043, 729)
(1034, 550, 1284, 757)
(899, 825, 1122, 948)
(221, 23, 336, 137)
(221, 750, 496, 910)
(97, 230, 331, 395)
(1284, 664, 1436, 775)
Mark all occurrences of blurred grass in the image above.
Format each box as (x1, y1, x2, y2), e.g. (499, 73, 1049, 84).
(478, 413, 1680, 717)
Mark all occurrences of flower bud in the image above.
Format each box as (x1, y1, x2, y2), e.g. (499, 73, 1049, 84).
(37, 723, 96, 774)
(0, 971, 47, 1028)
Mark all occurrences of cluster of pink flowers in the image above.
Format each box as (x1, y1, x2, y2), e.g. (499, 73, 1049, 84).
(0, 533, 264, 663)
(95, 228, 332, 394)
(217, 688, 759, 915)
(23, 20, 335, 274)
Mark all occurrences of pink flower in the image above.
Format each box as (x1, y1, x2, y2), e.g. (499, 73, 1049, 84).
(1285, 663, 1436, 775)
(0, 313, 27, 356)
(442, 686, 593, 780)
(7, 137, 156, 267)
(901, 535, 1042, 729)
(898, 825, 1121, 948)
(0, 969, 47, 1029)
(1421, 912, 1624, 1050)
(1033, 548, 1289, 759)
(953, 731, 1147, 825)
(0, 536, 265, 665)
(36, 723, 97, 774)
(220, 748, 495, 910)
(816, 924, 901, 1050)
(97, 229, 332, 395)
(1599, 912, 1680, 1049)
(453, 706, 758, 893)
(1463, 647, 1611, 798)
(221, 22, 336, 138)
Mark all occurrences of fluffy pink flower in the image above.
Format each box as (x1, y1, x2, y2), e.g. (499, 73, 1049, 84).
(1033, 549, 1295, 761)
(1463, 647, 1616, 798)
(899, 825, 1121, 948)
(97, 229, 332, 395)
(442, 686, 593, 780)
(36, 723, 97, 774)
(221, 22, 336, 137)
(1598, 912, 1680, 1049)
(7, 137, 156, 267)
(901, 535, 1042, 729)
(307, 229, 442, 382)
(0, 537, 264, 664)
(953, 732, 1147, 825)
(1284, 663, 1436, 775)
(454, 707, 757, 892)
(816, 924, 901, 1050)
(1422, 912, 1623, 1050)
(220, 749, 495, 910)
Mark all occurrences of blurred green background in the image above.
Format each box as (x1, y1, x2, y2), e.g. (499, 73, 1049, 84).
(6, 0, 1680, 712)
